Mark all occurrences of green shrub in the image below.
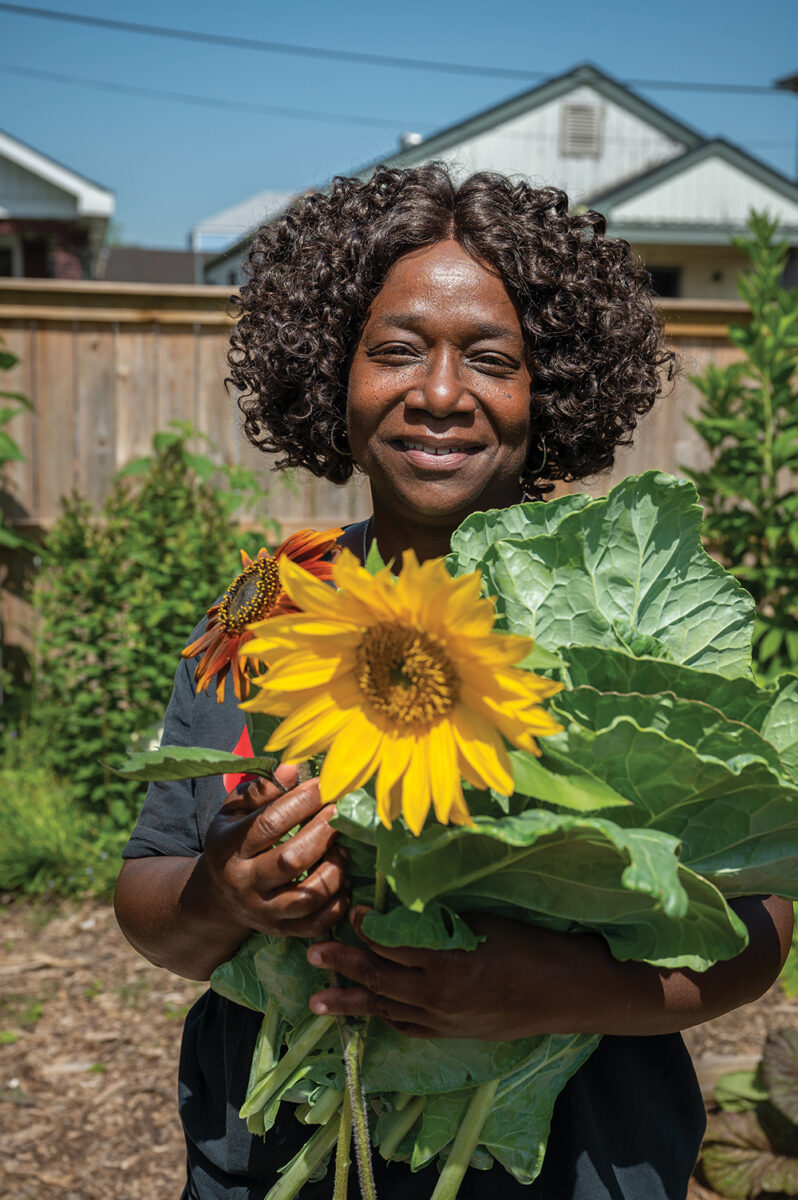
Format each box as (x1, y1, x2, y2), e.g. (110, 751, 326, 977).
(30, 423, 275, 821)
(685, 212, 798, 681)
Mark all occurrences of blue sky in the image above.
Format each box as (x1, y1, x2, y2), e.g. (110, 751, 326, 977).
(2, 0, 797, 247)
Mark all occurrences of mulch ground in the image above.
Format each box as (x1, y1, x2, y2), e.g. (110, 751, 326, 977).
(1, 896, 794, 1200)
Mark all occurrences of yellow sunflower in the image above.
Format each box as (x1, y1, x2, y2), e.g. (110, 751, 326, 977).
(181, 527, 342, 702)
(241, 548, 563, 835)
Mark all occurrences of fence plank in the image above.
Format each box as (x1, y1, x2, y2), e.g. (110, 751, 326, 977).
(75, 324, 117, 506)
(115, 324, 158, 471)
(34, 324, 77, 521)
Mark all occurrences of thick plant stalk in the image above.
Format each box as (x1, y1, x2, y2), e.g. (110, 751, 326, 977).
(378, 1094, 426, 1161)
(264, 1112, 342, 1200)
(333, 1089, 353, 1200)
(239, 1013, 334, 1120)
(429, 1078, 500, 1200)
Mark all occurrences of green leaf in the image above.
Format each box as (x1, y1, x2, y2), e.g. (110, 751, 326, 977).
(110, 743, 277, 781)
(474, 472, 754, 676)
(411, 1090, 470, 1170)
(364, 537, 388, 575)
(509, 750, 630, 812)
(479, 1034, 599, 1184)
(362, 903, 483, 951)
(761, 677, 798, 781)
(210, 935, 275, 1013)
(448, 492, 594, 575)
(714, 1068, 768, 1113)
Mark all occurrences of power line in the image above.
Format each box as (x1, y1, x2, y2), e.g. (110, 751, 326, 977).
(0, 61, 429, 129)
(0, 2, 785, 95)
(0, 2, 547, 81)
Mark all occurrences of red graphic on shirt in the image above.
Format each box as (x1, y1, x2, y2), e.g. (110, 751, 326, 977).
(223, 725, 254, 795)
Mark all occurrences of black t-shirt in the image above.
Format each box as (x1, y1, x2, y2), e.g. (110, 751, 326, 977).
(124, 640, 706, 1200)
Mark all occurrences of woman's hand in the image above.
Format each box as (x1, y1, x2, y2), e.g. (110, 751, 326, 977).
(305, 908, 596, 1041)
(305, 895, 793, 1040)
(200, 764, 350, 940)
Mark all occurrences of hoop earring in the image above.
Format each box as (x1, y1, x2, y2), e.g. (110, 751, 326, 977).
(330, 422, 351, 458)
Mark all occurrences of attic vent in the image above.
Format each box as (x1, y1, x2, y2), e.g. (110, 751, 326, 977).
(560, 104, 604, 158)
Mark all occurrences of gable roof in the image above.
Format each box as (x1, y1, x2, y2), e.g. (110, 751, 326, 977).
(0, 128, 113, 216)
(587, 137, 798, 213)
(364, 62, 703, 175)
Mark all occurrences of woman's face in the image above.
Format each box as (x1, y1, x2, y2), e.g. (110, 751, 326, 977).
(346, 239, 532, 538)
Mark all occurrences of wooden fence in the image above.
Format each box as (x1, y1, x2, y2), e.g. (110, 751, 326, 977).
(0, 278, 748, 653)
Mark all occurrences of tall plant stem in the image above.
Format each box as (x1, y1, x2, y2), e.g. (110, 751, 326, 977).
(429, 1078, 500, 1200)
(340, 1020, 378, 1200)
(264, 1112, 342, 1200)
(333, 1089, 353, 1200)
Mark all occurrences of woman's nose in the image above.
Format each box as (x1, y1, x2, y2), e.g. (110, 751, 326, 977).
(406, 349, 476, 416)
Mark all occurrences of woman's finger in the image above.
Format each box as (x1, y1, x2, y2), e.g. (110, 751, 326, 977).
(348, 905, 438, 969)
(257, 851, 349, 920)
(308, 983, 430, 1029)
(237, 781, 332, 858)
(306, 941, 423, 1006)
(224, 764, 301, 812)
(271, 890, 351, 939)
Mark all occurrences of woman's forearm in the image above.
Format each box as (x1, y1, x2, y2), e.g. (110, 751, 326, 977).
(559, 894, 794, 1038)
(114, 856, 252, 981)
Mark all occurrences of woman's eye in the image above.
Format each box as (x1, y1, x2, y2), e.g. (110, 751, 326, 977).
(369, 344, 418, 361)
(472, 355, 514, 374)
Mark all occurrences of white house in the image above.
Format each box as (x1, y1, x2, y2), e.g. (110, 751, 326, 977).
(191, 190, 293, 284)
(0, 129, 114, 279)
(206, 64, 798, 298)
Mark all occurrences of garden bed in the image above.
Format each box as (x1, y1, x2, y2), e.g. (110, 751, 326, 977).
(0, 896, 792, 1199)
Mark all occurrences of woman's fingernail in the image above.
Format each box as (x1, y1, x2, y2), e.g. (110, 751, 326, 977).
(310, 996, 328, 1014)
(307, 948, 322, 965)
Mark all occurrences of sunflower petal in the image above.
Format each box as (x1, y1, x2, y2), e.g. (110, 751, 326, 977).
(319, 711, 383, 803)
(400, 736, 431, 836)
(375, 735, 414, 829)
(451, 703, 514, 795)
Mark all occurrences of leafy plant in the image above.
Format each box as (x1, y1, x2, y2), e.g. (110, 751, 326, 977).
(777, 904, 798, 999)
(684, 212, 798, 681)
(31, 422, 276, 820)
(701, 1029, 798, 1198)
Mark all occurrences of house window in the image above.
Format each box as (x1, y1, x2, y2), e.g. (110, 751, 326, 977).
(647, 267, 682, 298)
(0, 235, 22, 277)
(560, 104, 604, 157)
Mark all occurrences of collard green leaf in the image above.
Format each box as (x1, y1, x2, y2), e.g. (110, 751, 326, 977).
(411, 1090, 470, 1169)
(361, 1022, 544, 1095)
(362, 903, 482, 951)
(475, 472, 754, 675)
(480, 1034, 599, 1184)
(510, 749, 630, 812)
(448, 492, 593, 576)
(553, 686, 789, 779)
(761, 677, 798, 781)
(111, 743, 277, 781)
(379, 809, 687, 919)
(762, 1030, 798, 1125)
(543, 718, 798, 898)
(252, 938, 329, 1026)
(562, 645, 773, 727)
(210, 935, 273, 1013)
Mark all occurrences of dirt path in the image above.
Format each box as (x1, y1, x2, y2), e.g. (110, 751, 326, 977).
(0, 897, 794, 1199)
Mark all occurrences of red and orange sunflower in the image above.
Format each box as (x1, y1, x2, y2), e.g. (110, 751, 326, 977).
(182, 527, 342, 702)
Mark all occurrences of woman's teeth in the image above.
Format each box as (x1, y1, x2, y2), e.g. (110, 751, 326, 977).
(403, 442, 459, 455)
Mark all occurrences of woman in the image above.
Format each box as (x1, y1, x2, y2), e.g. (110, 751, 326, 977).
(115, 165, 792, 1200)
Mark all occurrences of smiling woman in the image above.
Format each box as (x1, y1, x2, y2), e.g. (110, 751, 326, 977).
(115, 163, 792, 1200)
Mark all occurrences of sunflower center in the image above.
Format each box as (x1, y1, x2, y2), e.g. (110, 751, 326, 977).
(217, 556, 282, 634)
(355, 621, 459, 727)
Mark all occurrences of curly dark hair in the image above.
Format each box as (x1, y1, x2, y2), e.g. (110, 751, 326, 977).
(228, 163, 673, 494)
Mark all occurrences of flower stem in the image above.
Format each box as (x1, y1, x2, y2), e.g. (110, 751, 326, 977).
(429, 1078, 499, 1200)
(341, 1021, 378, 1200)
(378, 1094, 426, 1161)
(333, 1089, 353, 1200)
(373, 869, 388, 913)
(264, 1112, 342, 1200)
(239, 1013, 334, 1120)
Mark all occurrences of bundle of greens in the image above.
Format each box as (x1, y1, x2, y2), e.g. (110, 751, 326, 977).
(120, 471, 798, 1199)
